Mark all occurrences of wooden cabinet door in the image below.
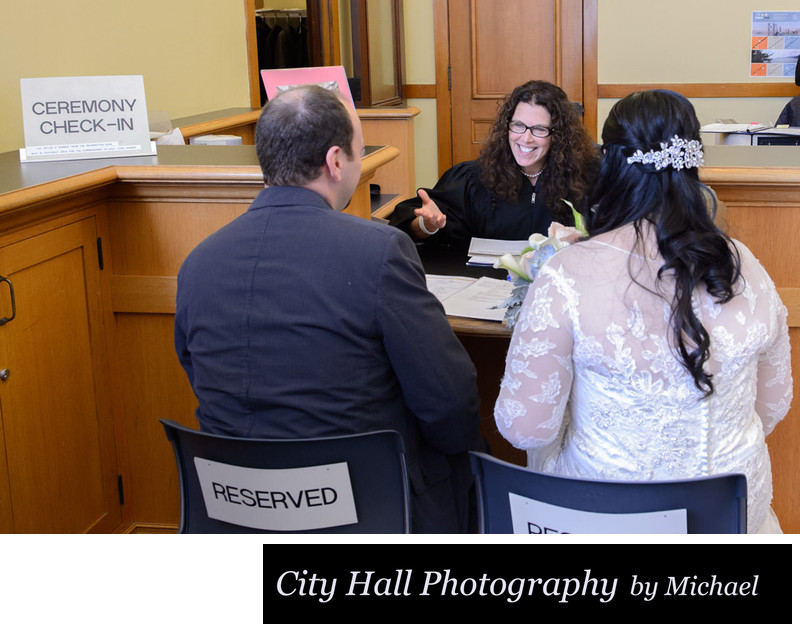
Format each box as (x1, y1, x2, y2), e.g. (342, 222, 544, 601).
(0, 219, 121, 533)
(447, 0, 589, 164)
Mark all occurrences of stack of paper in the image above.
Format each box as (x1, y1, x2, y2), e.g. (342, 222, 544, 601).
(467, 237, 529, 266)
(700, 123, 771, 133)
(426, 275, 513, 322)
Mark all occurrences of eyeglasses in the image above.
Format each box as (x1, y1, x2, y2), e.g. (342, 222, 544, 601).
(508, 120, 553, 138)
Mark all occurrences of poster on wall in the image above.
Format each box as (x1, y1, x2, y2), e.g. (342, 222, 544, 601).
(751, 11, 800, 77)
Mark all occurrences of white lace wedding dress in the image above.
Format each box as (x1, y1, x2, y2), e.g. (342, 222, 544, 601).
(494, 224, 792, 533)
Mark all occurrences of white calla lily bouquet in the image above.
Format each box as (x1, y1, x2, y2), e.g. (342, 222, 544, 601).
(494, 200, 588, 328)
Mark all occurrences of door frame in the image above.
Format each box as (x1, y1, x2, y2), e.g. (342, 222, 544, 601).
(244, 0, 337, 109)
(433, 0, 598, 175)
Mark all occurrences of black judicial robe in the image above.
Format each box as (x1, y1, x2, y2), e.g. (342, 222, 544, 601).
(389, 160, 559, 244)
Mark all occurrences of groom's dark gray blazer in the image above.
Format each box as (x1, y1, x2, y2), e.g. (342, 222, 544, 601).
(175, 185, 482, 533)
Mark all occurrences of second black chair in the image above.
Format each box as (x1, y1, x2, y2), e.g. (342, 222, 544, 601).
(470, 451, 747, 534)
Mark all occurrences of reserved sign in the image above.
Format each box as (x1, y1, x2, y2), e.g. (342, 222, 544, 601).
(19, 75, 155, 162)
(508, 492, 688, 534)
(194, 457, 359, 531)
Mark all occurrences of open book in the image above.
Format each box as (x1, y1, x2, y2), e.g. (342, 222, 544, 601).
(426, 275, 513, 322)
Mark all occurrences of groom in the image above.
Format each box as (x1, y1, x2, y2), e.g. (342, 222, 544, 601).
(174, 85, 482, 533)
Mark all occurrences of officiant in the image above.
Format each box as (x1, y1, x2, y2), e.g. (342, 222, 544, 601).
(389, 80, 598, 244)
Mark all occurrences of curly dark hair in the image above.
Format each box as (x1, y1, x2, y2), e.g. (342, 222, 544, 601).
(587, 89, 742, 397)
(255, 85, 354, 186)
(477, 80, 598, 224)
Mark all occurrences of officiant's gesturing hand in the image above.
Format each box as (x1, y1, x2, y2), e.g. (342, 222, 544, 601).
(411, 189, 447, 239)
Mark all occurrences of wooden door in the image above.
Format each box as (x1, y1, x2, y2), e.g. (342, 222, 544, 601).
(442, 0, 595, 168)
(0, 219, 121, 532)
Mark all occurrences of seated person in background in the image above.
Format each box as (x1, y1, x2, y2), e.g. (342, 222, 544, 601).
(494, 89, 792, 533)
(776, 58, 800, 126)
(390, 80, 598, 243)
(174, 86, 482, 534)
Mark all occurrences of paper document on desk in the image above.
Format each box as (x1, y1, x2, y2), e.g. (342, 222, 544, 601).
(700, 123, 771, 133)
(764, 127, 800, 135)
(467, 237, 529, 266)
(426, 275, 513, 322)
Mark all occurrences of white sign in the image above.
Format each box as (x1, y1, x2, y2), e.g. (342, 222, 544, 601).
(193, 457, 359, 531)
(19, 75, 155, 162)
(508, 492, 688, 534)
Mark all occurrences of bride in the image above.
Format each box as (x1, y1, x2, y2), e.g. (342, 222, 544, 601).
(493, 89, 792, 533)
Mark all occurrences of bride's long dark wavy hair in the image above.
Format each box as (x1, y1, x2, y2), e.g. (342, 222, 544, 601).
(587, 90, 741, 397)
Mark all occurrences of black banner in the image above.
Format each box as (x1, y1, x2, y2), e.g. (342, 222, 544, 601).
(263, 543, 791, 624)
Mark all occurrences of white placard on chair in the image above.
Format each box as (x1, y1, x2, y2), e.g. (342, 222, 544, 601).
(194, 457, 358, 531)
(509, 492, 688, 534)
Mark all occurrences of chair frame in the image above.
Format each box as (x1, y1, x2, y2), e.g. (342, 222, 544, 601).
(160, 418, 412, 533)
(469, 451, 747, 534)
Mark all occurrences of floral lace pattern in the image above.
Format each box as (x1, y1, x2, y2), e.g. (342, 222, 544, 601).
(494, 225, 792, 533)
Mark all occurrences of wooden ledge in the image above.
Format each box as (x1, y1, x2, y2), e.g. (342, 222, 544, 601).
(701, 166, 800, 186)
(356, 107, 421, 120)
(176, 106, 421, 140)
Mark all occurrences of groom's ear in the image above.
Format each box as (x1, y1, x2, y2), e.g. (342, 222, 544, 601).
(323, 145, 345, 182)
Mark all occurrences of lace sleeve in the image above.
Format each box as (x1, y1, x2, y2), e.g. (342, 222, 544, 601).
(494, 264, 574, 451)
(756, 279, 793, 436)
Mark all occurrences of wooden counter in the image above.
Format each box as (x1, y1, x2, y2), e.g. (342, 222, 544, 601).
(0, 144, 797, 534)
(172, 106, 420, 217)
(700, 145, 800, 535)
(0, 144, 397, 533)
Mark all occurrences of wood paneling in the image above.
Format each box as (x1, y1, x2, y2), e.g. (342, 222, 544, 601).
(244, 0, 261, 109)
(599, 82, 800, 99)
(402, 84, 436, 99)
(114, 313, 198, 526)
(0, 218, 121, 532)
(105, 195, 258, 527)
(359, 109, 418, 200)
(701, 165, 800, 534)
(111, 275, 178, 314)
(434, 0, 453, 176)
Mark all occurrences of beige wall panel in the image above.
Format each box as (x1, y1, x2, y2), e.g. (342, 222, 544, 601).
(1, 0, 250, 153)
(598, 0, 800, 84)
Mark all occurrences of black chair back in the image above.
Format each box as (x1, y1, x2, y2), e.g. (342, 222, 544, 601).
(161, 419, 411, 533)
(470, 452, 747, 534)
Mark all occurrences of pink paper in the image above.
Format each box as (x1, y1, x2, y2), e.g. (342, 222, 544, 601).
(260, 66, 354, 107)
